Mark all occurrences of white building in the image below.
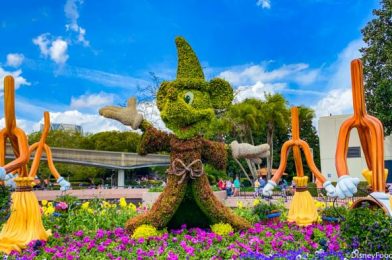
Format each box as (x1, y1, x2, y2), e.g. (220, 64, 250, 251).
(318, 114, 392, 183)
(40, 123, 83, 133)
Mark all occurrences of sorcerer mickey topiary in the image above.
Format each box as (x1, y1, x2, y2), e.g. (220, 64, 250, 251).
(99, 37, 269, 231)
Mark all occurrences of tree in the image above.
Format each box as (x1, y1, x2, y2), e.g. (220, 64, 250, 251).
(260, 93, 290, 180)
(223, 99, 266, 182)
(84, 131, 141, 152)
(28, 130, 142, 184)
(360, 0, 392, 135)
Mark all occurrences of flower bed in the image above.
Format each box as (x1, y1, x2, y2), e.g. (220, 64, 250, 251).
(1, 196, 391, 259)
(8, 222, 344, 259)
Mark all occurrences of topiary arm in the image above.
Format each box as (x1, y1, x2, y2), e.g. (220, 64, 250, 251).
(99, 97, 143, 129)
(202, 140, 227, 170)
(138, 120, 172, 155)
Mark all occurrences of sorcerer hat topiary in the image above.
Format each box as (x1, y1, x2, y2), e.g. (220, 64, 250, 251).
(175, 37, 205, 80)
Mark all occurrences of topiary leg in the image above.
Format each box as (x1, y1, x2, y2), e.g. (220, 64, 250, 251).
(191, 174, 251, 230)
(125, 174, 188, 233)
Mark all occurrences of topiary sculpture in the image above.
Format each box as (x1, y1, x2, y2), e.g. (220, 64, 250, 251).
(100, 37, 269, 231)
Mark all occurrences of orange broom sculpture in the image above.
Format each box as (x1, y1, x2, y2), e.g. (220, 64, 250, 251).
(334, 59, 391, 215)
(0, 75, 70, 254)
(262, 107, 335, 226)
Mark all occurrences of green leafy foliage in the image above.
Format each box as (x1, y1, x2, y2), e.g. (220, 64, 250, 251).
(341, 207, 392, 253)
(252, 201, 280, 220)
(204, 164, 227, 185)
(360, 0, 392, 135)
(156, 37, 233, 140)
(320, 205, 348, 219)
(0, 186, 10, 223)
(175, 37, 205, 79)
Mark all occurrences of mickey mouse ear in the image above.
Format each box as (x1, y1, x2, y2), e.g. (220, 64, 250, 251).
(175, 36, 204, 80)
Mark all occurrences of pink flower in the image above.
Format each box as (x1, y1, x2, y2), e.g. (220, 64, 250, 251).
(55, 202, 68, 210)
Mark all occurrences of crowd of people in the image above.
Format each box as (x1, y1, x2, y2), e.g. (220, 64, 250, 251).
(217, 176, 242, 197)
(217, 175, 290, 198)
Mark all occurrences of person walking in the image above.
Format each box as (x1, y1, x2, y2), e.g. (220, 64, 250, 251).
(226, 179, 233, 196)
(233, 176, 241, 197)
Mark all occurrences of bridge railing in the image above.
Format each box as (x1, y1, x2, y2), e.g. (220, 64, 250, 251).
(5, 144, 170, 169)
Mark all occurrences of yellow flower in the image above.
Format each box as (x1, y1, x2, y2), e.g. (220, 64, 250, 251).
(44, 206, 55, 216)
(253, 199, 261, 207)
(348, 201, 353, 207)
(47, 202, 53, 208)
(128, 202, 137, 212)
(41, 200, 48, 206)
(100, 209, 106, 216)
(237, 201, 244, 209)
(132, 224, 158, 239)
(317, 215, 322, 223)
(81, 202, 90, 210)
(211, 223, 234, 236)
(87, 208, 94, 214)
(119, 198, 127, 208)
(102, 201, 111, 209)
(328, 202, 333, 207)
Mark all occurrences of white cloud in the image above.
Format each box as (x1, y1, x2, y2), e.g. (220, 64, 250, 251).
(6, 53, 24, 67)
(0, 117, 36, 133)
(33, 34, 69, 65)
(0, 67, 30, 91)
(137, 101, 169, 132)
(234, 81, 286, 102)
(71, 92, 115, 111)
(313, 39, 364, 119)
(38, 110, 130, 134)
(313, 88, 352, 118)
(50, 39, 69, 64)
(64, 0, 89, 46)
(67, 67, 149, 89)
(217, 62, 322, 103)
(294, 69, 321, 85)
(256, 0, 271, 9)
(218, 63, 315, 86)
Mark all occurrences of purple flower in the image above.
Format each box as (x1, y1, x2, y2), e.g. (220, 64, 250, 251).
(97, 245, 106, 252)
(167, 251, 179, 260)
(74, 230, 84, 237)
(95, 229, 105, 239)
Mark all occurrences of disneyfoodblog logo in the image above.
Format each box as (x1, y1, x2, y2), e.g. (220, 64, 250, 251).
(351, 249, 392, 259)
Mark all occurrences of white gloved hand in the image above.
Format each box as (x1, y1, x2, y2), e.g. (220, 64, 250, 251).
(323, 181, 337, 197)
(335, 175, 360, 199)
(262, 180, 276, 197)
(5, 178, 16, 189)
(0, 167, 6, 180)
(230, 141, 270, 160)
(57, 177, 71, 191)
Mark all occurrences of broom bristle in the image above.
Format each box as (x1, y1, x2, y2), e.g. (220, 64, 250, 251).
(287, 176, 318, 226)
(0, 177, 51, 254)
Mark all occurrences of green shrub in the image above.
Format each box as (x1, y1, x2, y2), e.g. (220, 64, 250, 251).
(320, 205, 348, 219)
(307, 182, 318, 197)
(341, 207, 392, 253)
(240, 178, 252, 187)
(233, 208, 259, 224)
(148, 186, 164, 192)
(252, 201, 280, 221)
(0, 186, 11, 224)
(204, 164, 227, 185)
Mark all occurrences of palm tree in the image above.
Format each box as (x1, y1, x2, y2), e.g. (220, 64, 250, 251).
(225, 99, 265, 181)
(261, 93, 290, 180)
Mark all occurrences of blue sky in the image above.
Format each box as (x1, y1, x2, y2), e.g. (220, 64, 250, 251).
(0, 0, 380, 133)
